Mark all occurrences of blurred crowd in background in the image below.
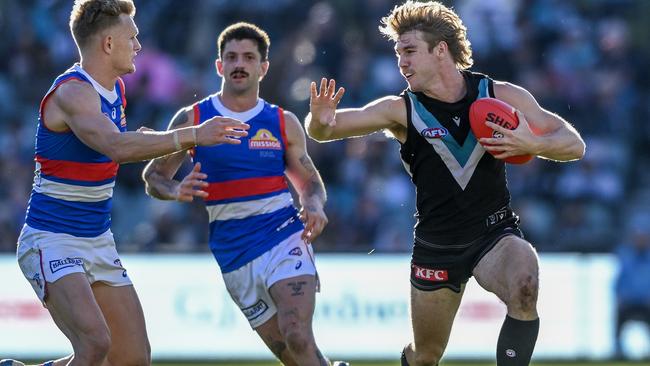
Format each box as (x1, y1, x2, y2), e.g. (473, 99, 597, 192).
(1, 0, 650, 255)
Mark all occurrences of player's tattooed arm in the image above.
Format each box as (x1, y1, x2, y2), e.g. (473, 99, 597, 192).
(142, 108, 194, 200)
(284, 110, 329, 242)
(298, 154, 327, 208)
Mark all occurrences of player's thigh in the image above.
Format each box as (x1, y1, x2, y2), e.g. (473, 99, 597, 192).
(411, 284, 464, 356)
(45, 273, 109, 344)
(92, 282, 150, 363)
(269, 274, 317, 331)
(472, 234, 539, 303)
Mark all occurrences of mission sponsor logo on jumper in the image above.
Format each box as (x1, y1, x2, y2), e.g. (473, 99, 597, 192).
(249, 129, 281, 150)
(242, 299, 269, 320)
(50, 257, 84, 273)
(412, 264, 448, 282)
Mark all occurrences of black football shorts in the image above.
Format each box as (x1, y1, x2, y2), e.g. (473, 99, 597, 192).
(410, 222, 523, 292)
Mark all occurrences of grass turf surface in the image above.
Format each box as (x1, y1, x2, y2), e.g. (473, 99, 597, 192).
(151, 363, 643, 366)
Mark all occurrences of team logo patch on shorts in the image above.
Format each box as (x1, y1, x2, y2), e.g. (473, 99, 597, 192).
(289, 247, 302, 256)
(412, 264, 448, 282)
(49, 257, 84, 273)
(31, 273, 43, 289)
(242, 300, 269, 321)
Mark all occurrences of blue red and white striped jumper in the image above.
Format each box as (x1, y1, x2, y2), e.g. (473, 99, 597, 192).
(24, 64, 127, 237)
(192, 95, 304, 273)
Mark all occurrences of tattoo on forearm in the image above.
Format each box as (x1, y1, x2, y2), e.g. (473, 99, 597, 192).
(288, 281, 307, 296)
(270, 340, 287, 360)
(298, 154, 326, 201)
(299, 154, 316, 173)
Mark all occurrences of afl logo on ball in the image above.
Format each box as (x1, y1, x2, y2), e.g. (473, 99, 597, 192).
(421, 127, 448, 139)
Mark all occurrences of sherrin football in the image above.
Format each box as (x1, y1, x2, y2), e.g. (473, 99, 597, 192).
(469, 97, 533, 164)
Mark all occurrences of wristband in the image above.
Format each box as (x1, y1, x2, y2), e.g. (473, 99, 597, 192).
(191, 127, 197, 146)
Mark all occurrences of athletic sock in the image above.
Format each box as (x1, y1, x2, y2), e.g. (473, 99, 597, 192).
(496, 315, 539, 366)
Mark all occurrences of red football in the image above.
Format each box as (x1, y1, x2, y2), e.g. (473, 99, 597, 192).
(469, 98, 533, 164)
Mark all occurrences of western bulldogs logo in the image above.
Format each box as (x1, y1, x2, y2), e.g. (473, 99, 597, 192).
(114, 258, 127, 277)
(31, 273, 43, 289)
(421, 127, 448, 139)
(289, 247, 303, 256)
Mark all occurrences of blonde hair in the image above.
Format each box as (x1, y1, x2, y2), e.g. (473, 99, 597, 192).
(379, 0, 473, 69)
(70, 0, 136, 49)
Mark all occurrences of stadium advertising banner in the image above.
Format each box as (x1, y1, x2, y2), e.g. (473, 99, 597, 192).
(0, 254, 619, 360)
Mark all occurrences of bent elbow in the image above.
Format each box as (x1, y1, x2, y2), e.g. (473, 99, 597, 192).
(307, 130, 327, 142)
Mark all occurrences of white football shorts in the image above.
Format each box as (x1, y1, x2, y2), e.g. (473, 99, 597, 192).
(222, 230, 318, 328)
(16, 224, 132, 303)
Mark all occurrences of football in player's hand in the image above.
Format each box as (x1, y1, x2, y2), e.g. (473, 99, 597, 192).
(469, 97, 533, 164)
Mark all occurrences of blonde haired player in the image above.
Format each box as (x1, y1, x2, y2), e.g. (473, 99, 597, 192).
(307, 1, 585, 365)
(2, 1, 248, 365)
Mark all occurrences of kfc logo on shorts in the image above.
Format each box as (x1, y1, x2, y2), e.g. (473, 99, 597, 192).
(412, 264, 448, 282)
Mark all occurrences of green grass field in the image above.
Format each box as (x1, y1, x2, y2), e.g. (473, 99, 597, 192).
(150, 362, 644, 366)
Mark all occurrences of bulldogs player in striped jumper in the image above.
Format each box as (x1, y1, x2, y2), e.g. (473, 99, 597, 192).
(307, 2, 585, 366)
(143, 23, 345, 366)
(2, 1, 249, 366)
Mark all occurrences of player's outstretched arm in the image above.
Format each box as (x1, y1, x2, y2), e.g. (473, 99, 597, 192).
(305, 78, 406, 142)
(484, 81, 586, 162)
(142, 108, 207, 201)
(284, 110, 328, 243)
(54, 81, 250, 164)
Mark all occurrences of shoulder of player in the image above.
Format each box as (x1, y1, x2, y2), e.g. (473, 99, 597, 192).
(52, 79, 100, 114)
(281, 109, 305, 139)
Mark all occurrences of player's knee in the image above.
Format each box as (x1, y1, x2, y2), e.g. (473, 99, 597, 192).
(283, 328, 313, 355)
(74, 329, 111, 364)
(510, 273, 538, 312)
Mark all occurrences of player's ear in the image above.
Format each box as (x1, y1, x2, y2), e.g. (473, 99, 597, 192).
(259, 60, 269, 80)
(102, 35, 113, 55)
(216, 58, 224, 77)
(435, 41, 447, 56)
